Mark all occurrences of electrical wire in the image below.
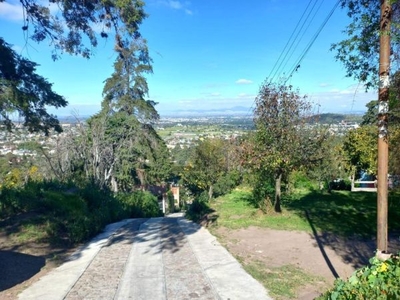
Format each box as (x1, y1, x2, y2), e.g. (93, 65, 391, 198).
(267, 0, 316, 82)
(246, 0, 319, 118)
(269, 0, 321, 83)
(278, 0, 326, 79)
(246, 0, 340, 119)
(284, 0, 341, 84)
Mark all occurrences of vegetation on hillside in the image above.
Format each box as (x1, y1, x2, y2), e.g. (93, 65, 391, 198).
(2, 1, 400, 298)
(0, 179, 160, 245)
(0, 0, 169, 248)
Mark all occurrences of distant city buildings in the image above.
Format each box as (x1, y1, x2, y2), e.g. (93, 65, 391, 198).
(0, 116, 361, 158)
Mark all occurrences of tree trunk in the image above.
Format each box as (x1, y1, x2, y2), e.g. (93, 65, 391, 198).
(208, 185, 213, 200)
(111, 176, 118, 193)
(274, 172, 282, 213)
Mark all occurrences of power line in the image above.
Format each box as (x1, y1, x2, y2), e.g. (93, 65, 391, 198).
(284, 0, 340, 84)
(277, 0, 326, 80)
(268, 0, 318, 82)
(247, 1, 338, 118)
(246, 0, 321, 119)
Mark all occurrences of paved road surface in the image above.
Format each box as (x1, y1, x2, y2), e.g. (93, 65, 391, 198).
(18, 213, 272, 300)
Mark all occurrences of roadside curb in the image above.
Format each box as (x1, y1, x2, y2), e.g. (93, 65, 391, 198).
(18, 219, 135, 300)
(177, 217, 273, 300)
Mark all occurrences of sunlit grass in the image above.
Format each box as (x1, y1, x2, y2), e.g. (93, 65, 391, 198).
(209, 187, 311, 232)
(210, 187, 400, 237)
(11, 219, 50, 243)
(243, 262, 323, 300)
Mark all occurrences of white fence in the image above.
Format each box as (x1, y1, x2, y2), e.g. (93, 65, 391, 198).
(351, 180, 377, 192)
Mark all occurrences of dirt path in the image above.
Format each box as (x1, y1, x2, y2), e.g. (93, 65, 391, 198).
(213, 226, 400, 300)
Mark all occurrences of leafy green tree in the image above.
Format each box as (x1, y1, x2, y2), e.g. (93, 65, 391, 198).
(1, 0, 148, 134)
(389, 126, 400, 175)
(361, 72, 400, 126)
(171, 144, 193, 166)
(182, 138, 239, 200)
(306, 135, 348, 191)
(56, 40, 171, 192)
(341, 125, 377, 177)
(5, 0, 147, 59)
(361, 100, 378, 126)
(0, 38, 67, 134)
(101, 40, 156, 119)
(251, 81, 324, 212)
(332, 1, 400, 89)
(97, 40, 169, 191)
(356, 71, 400, 180)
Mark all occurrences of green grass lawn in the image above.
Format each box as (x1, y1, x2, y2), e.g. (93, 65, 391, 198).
(210, 187, 312, 232)
(210, 187, 400, 238)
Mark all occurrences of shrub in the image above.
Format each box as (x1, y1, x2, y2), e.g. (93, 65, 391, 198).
(251, 170, 275, 210)
(186, 191, 213, 222)
(214, 170, 242, 197)
(329, 178, 351, 191)
(79, 181, 125, 223)
(318, 255, 400, 300)
(167, 191, 175, 213)
(0, 187, 20, 216)
(0, 178, 166, 245)
(117, 191, 162, 218)
(288, 170, 316, 191)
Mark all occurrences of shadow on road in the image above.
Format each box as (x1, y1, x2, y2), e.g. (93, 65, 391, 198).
(0, 250, 45, 291)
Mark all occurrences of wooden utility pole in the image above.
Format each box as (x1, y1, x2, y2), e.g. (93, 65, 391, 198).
(377, 0, 391, 254)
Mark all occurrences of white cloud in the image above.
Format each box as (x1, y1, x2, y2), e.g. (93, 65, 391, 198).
(200, 92, 221, 97)
(0, 1, 60, 21)
(0, 1, 23, 21)
(169, 1, 182, 9)
(319, 82, 331, 87)
(238, 93, 252, 98)
(156, 0, 193, 15)
(236, 79, 253, 85)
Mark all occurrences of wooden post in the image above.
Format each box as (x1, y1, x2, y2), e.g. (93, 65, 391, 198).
(377, 0, 391, 254)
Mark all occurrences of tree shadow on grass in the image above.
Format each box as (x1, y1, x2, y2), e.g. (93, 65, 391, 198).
(284, 191, 400, 270)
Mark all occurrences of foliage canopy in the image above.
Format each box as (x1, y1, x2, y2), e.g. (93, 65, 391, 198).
(333, 1, 400, 89)
(3, 0, 147, 59)
(250, 81, 324, 212)
(0, 38, 67, 134)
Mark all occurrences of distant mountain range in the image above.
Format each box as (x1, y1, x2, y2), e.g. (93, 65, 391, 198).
(308, 113, 363, 124)
(161, 106, 366, 118)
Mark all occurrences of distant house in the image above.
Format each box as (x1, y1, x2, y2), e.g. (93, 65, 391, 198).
(147, 183, 180, 214)
(170, 184, 180, 207)
(147, 184, 168, 213)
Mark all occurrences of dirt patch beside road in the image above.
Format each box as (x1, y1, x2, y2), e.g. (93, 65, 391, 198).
(213, 226, 400, 300)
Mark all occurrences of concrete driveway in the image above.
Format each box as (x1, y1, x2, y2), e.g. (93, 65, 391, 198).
(18, 213, 272, 300)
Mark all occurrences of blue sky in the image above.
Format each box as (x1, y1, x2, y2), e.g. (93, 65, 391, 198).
(0, 0, 376, 118)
